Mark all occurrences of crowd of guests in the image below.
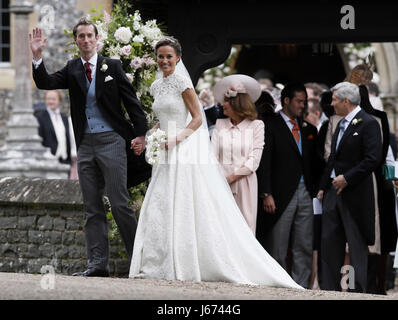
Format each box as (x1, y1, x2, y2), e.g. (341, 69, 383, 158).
(33, 63, 397, 294)
(200, 64, 398, 294)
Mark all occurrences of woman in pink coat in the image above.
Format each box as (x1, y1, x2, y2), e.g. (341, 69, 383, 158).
(211, 75, 265, 234)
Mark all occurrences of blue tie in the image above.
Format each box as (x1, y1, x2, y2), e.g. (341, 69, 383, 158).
(336, 119, 347, 150)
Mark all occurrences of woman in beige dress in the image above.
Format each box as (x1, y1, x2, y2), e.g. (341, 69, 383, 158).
(211, 75, 265, 234)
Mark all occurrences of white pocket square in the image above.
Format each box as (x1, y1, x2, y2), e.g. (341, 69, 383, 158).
(105, 75, 113, 82)
(353, 132, 359, 136)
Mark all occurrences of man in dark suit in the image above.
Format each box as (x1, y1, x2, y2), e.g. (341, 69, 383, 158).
(317, 81, 382, 292)
(35, 90, 75, 165)
(256, 83, 321, 288)
(29, 18, 149, 277)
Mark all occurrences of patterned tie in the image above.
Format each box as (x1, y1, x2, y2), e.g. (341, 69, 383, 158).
(289, 119, 300, 143)
(85, 62, 92, 83)
(336, 119, 347, 150)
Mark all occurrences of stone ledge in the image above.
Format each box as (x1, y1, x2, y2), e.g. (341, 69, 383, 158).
(0, 177, 83, 206)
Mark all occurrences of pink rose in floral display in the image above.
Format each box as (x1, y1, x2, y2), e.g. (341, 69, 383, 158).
(130, 57, 143, 70)
(120, 45, 132, 56)
(142, 56, 156, 67)
(103, 10, 111, 24)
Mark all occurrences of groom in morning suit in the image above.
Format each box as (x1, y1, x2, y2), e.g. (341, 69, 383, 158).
(30, 18, 149, 277)
(256, 83, 322, 288)
(317, 82, 382, 292)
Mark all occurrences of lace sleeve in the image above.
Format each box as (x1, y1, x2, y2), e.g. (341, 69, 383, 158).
(176, 74, 193, 94)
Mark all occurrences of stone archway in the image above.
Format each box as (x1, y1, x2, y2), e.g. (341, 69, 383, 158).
(371, 43, 398, 131)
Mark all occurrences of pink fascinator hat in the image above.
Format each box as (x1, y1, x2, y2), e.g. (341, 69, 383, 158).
(213, 74, 262, 104)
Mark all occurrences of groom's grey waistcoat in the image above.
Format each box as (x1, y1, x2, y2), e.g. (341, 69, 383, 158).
(84, 74, 113, 133)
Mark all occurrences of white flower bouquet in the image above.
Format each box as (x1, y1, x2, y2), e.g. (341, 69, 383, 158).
(145, 128, 167, 165)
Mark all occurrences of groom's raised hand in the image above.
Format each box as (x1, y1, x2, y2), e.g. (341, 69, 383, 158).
(29, 27, 47, 61)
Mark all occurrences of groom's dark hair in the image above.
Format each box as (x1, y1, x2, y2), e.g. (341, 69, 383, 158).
(73, 17, 98, 38)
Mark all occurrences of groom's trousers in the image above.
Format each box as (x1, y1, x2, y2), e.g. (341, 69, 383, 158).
(77, 131, 137, 271)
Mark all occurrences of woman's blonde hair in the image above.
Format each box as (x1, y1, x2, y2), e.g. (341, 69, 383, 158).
(225, 93, 257, 120)
(44, 89, 63, 103)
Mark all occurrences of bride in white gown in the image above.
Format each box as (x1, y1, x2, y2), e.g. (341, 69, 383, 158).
(129, 36, 303, 289)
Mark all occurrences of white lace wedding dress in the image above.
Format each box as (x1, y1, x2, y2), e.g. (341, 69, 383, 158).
(129, 71, 303, 289)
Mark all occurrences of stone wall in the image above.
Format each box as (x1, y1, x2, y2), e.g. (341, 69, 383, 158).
(0, 177, 130, 277)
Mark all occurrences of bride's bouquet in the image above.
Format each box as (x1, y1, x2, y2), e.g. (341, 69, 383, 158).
(145, 128, 167, 165)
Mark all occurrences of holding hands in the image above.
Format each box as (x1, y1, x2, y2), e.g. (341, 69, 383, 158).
(131, 136, 146, 155)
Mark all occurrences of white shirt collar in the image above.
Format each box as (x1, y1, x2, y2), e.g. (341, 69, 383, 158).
(81, 53, 98, 67)
(344, 105, 361, 124)
(46, 107, 60, 116)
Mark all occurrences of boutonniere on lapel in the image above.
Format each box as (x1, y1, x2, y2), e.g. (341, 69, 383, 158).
(352, 118, 363, 126)
(307, 134, 314, 140)
(302, 122, 308, 128)
(100, 62, 108, 73)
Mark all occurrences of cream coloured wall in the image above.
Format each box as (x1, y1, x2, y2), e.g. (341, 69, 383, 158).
(76, 0, 112, 15)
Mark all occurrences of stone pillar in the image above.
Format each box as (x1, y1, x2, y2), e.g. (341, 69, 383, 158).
(0, 0, 69, 179)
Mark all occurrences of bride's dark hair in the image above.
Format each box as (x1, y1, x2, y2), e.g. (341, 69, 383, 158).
(155, 36, 182, 56)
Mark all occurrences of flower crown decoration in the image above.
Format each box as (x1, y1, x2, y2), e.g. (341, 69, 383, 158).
(225, 83, 247, 98)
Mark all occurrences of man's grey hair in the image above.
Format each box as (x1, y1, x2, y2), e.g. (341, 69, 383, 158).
(331, 82, 361, 106)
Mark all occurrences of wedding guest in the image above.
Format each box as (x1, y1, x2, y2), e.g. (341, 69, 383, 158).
(318, 91, 334, 162)
(305, 98, 323, 131)
(310, 91, 335, 289)
(211, 75, 265, 234)
(255, 90, 276, 123)
(256, 82, 321, 288)
(35, 90, 77, 177)
(368, 82, 384, 111)
(305, 82, 329, 124)
(199, 88, 227, 134)
(254, 69, 274, 91)
(305, 82, 323, 100)
(344, 62, 397, 293)
(358, 85, 397, 294)
(317, 81, 382, 293)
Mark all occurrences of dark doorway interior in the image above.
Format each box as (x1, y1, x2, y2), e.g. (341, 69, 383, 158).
(234, 44, 346, 88)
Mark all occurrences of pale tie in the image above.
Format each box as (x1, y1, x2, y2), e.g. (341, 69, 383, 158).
(336, 119, 347, 150)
